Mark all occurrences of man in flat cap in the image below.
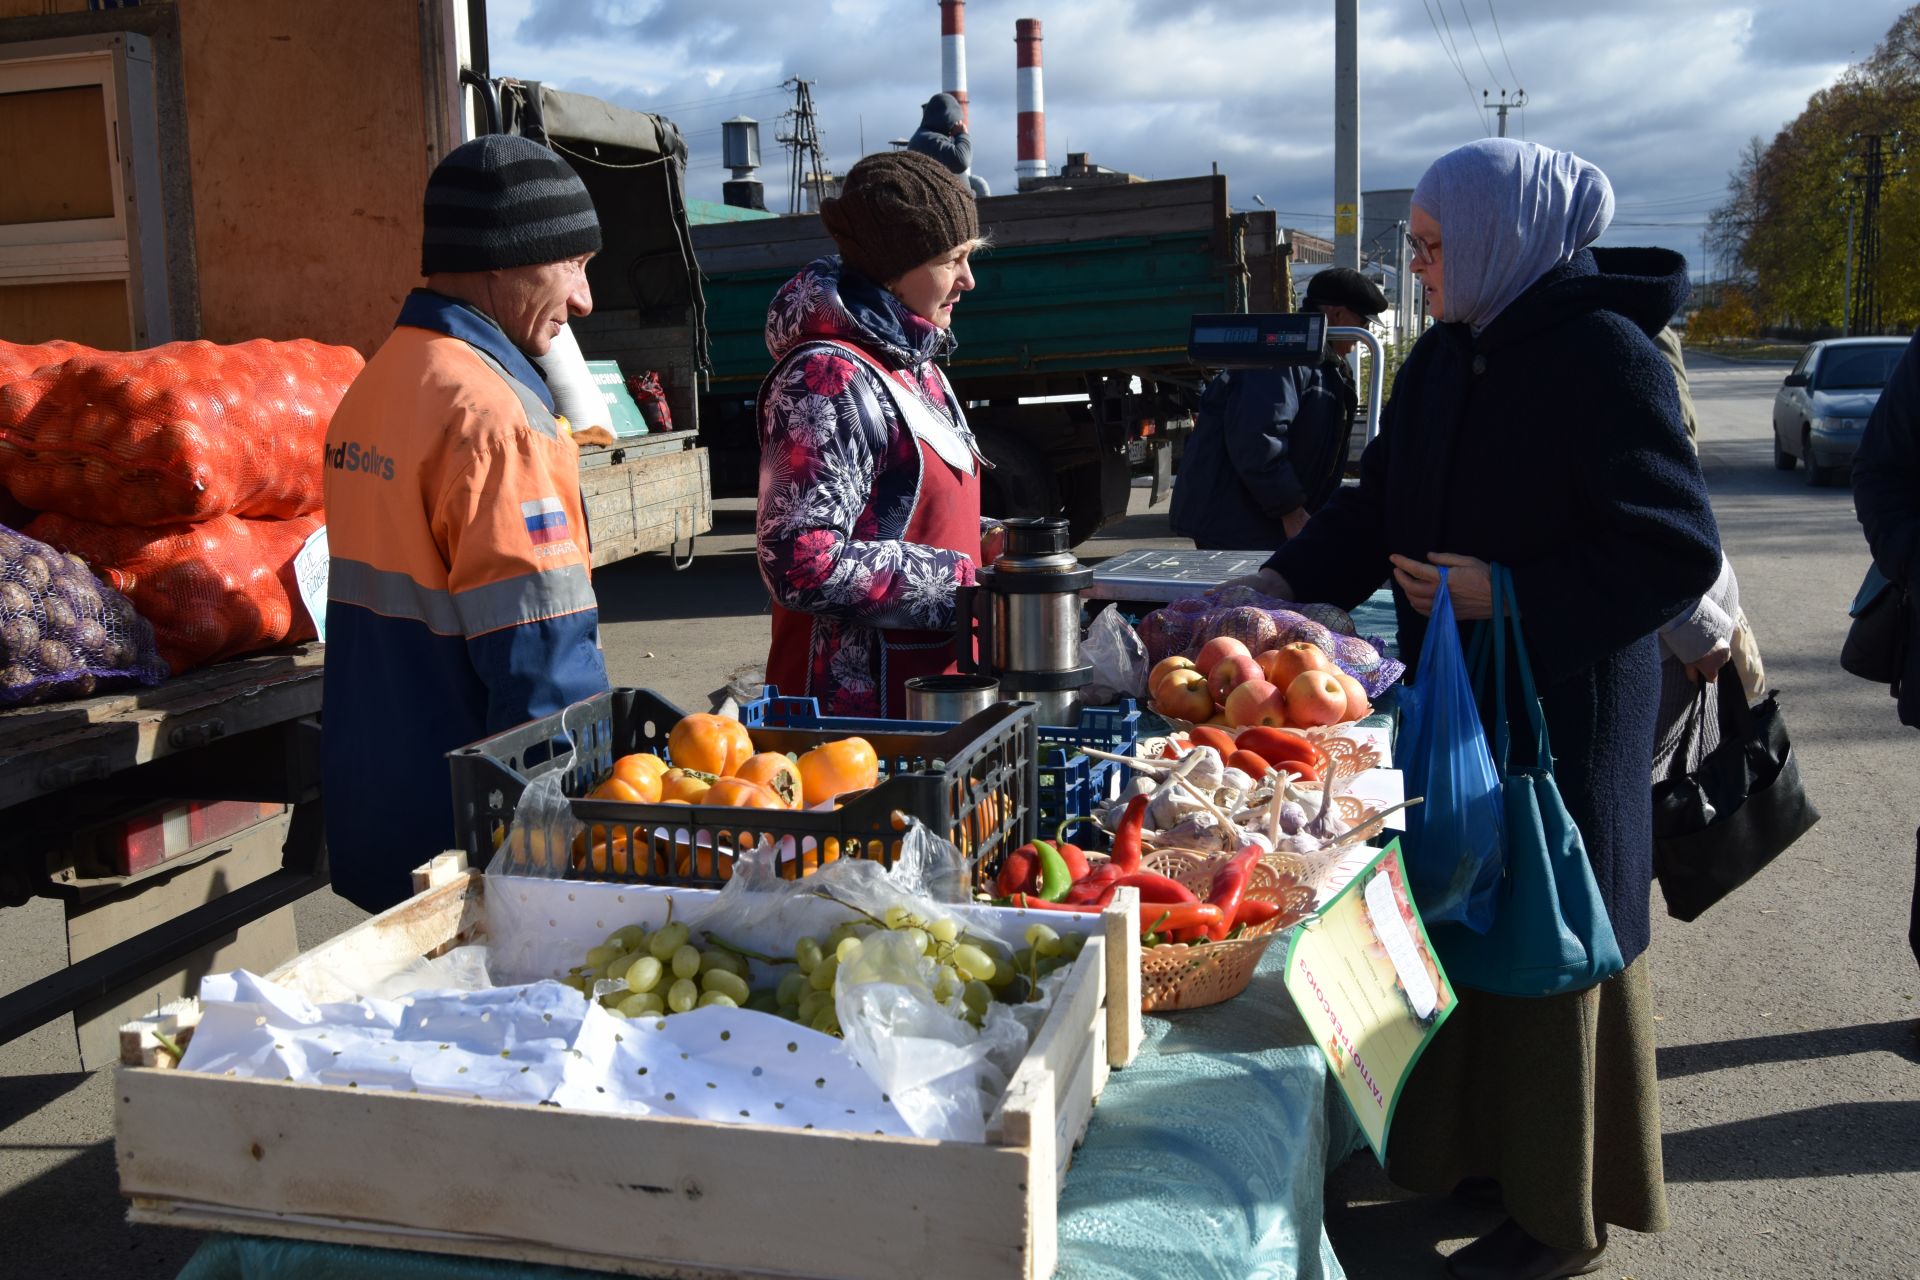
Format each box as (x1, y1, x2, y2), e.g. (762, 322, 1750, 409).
(1171, 266, 1389, 550)
(321, 134, 612, 911)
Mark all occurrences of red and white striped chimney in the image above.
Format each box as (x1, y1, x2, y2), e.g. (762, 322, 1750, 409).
(940, 0, 968, 130)
(1015, 18, 1048, 182)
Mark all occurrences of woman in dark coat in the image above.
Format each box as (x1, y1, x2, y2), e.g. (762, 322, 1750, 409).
(1851, 330, 1920, 973)
(1241, 139, 1721, 1279)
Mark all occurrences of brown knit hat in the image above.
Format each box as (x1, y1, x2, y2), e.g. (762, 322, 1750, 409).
(820, 151, 979, 286)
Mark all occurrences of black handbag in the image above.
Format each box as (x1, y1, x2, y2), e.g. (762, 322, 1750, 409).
(1651, 669, 1819, 923)
(1841, 563, 1910, 690)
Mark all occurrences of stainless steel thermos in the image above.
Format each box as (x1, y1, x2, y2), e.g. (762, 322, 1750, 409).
(957, 517, 1092, 724)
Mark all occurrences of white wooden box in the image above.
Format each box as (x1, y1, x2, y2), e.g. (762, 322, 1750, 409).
(116, 857, 1142, 1280)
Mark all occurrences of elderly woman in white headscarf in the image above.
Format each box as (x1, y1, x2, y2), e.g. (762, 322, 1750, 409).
(1240, 139, 1722, 1278)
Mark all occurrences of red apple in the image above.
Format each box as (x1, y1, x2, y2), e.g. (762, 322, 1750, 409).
(1225, 677, 1289, 728)
(1333, 671, 1372, 722)
(1148, 655, 1198, 698)
(1259, 641, 1333, 690)
(1284, 670, 1349, 728)
(1194, 635, 1252, 676)
(1153, 668, 1213, 722)
(1208, 653, 1263, 703)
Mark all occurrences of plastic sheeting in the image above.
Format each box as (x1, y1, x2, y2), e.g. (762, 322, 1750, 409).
(1052, 947, 1353, 1280)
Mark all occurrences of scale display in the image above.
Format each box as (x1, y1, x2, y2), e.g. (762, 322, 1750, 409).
(1187, 313, 1327, 367)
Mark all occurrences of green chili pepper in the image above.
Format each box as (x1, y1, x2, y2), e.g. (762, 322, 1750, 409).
(1033, 839, 1073, 902)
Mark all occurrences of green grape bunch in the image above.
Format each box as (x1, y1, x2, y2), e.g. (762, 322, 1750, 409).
(561, 898, 1085, 1040)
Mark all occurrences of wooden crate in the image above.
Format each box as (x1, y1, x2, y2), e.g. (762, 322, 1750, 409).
(116, 857, 1143, 1280)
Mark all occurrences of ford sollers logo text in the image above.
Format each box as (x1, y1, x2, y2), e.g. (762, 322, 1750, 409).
(324, 441, 396, 480)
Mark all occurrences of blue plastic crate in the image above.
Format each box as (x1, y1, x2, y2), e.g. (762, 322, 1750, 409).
(741, 688, 1139, 851)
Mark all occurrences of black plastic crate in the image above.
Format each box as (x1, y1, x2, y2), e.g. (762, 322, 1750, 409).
(740, 690, 1140, 851)
(449, 689, 1036, 888)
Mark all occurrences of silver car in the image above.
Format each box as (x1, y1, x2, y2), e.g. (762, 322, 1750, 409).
(1772, 336, 1908, 486)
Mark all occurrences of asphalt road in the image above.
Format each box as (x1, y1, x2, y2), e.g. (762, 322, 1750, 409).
(2, 353, 1914, 1278)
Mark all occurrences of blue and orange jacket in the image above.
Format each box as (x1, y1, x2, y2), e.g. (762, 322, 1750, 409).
(322, 290, 608, 911)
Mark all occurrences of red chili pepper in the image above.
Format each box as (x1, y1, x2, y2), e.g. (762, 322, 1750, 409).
(1054, 841, 1090, 881)
(1065, 859, 1124, 900)
(1203, 844, 1265, 942)
(1093, 870, 1197, 907)
(995, 845, 1039, 898)
(1139, 901, 1222, 939)
(1005, 893, 1105, 914)
(1233, 899, 1285, 927)
(1110, 794, 1149, 874)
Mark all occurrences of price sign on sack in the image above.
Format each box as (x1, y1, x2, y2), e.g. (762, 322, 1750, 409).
(293, 526, 329, 643)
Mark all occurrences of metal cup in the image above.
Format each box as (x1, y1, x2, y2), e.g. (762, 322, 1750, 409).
(903, 674, 1000, 722)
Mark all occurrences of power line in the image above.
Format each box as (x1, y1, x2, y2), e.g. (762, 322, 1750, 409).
(1455, 0, 1504, 90)
(1615, 187, 1730, 207)
(642, 85, 786, 116)
(1421, 0, 1489, 132)
(1485, 0, 1522, 89)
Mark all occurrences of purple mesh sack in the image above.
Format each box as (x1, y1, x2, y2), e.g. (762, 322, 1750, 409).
(0, 522, 168, 706)
(1139, 585, 1406, 700)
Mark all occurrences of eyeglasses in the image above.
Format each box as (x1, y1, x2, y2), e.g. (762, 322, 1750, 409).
(1405, 231, 1441, 264)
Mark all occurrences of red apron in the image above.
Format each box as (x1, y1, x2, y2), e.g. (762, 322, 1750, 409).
(765, 348, 981, 717)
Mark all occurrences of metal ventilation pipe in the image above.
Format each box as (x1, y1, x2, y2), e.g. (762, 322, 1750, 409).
(1015, 18, 1048, 183)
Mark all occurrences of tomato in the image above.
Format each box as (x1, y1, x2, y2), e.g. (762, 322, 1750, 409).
(667, 713, 755, 776)
(795, 736, 880, 807)
(659, 767, 715, 804)
(703, 777, 785, 809)
(733, 752, 802, 807)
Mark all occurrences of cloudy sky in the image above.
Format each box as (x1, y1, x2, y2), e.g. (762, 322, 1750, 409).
(486, 0, 1902, 280)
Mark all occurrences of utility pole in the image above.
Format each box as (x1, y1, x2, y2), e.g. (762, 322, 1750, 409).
(1482, 88, 1527, 137)
(1843, 197, 1856, 335)
(1394, 218, 1411, 346)
(775, 78, 831, 215)
(1333, 0, 1360, 270)
(1848, 133, 1889, 335)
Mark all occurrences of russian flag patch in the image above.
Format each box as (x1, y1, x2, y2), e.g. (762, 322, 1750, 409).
(521, 496, 570, 545)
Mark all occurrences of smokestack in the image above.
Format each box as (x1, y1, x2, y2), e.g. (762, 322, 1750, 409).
(1015, 18, 1047, 183)
(940, 0, 968, 129)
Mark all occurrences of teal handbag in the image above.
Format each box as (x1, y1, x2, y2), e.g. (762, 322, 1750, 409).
(1428, 565, 1626, 998)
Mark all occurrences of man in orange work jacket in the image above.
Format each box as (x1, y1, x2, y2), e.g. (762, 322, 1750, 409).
(322, 135, 611, 911)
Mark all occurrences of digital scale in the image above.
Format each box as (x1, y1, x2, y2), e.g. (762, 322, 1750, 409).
(1187, 312, 1328, 367)
(1085, 548, 1270, 605)
(1185, 312, 1385, 445)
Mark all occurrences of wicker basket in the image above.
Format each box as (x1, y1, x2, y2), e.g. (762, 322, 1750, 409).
(1135, 848, 1318, 1012)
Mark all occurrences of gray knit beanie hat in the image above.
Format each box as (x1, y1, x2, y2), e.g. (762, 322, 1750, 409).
(821, 151, 979, 286)
(421, 135, 602, 275)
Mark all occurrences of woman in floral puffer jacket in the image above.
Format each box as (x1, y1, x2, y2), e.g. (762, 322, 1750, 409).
(756, 151, 998, 717)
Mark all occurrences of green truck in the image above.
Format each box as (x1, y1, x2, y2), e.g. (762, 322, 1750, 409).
(684, 176, 1289, 545)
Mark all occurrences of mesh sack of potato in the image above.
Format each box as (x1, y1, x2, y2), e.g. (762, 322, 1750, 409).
(0, 522, 167, 706)
(24, 510, 321, 675)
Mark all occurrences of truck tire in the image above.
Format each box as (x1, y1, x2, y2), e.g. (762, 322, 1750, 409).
(976, 426, 1062, 526)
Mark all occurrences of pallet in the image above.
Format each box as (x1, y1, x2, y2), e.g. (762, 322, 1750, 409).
(117, 856, 1143, 1280)
(0, 644, 324, 811)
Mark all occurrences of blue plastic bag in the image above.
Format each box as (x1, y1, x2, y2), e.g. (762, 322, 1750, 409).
(1396, 568, 1504, 931)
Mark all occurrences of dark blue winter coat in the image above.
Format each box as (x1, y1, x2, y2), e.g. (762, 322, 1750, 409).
(1853, 330, 1920, 728)
(1169, 358, 1358, 549)
(1268, 247, 1722, 968)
